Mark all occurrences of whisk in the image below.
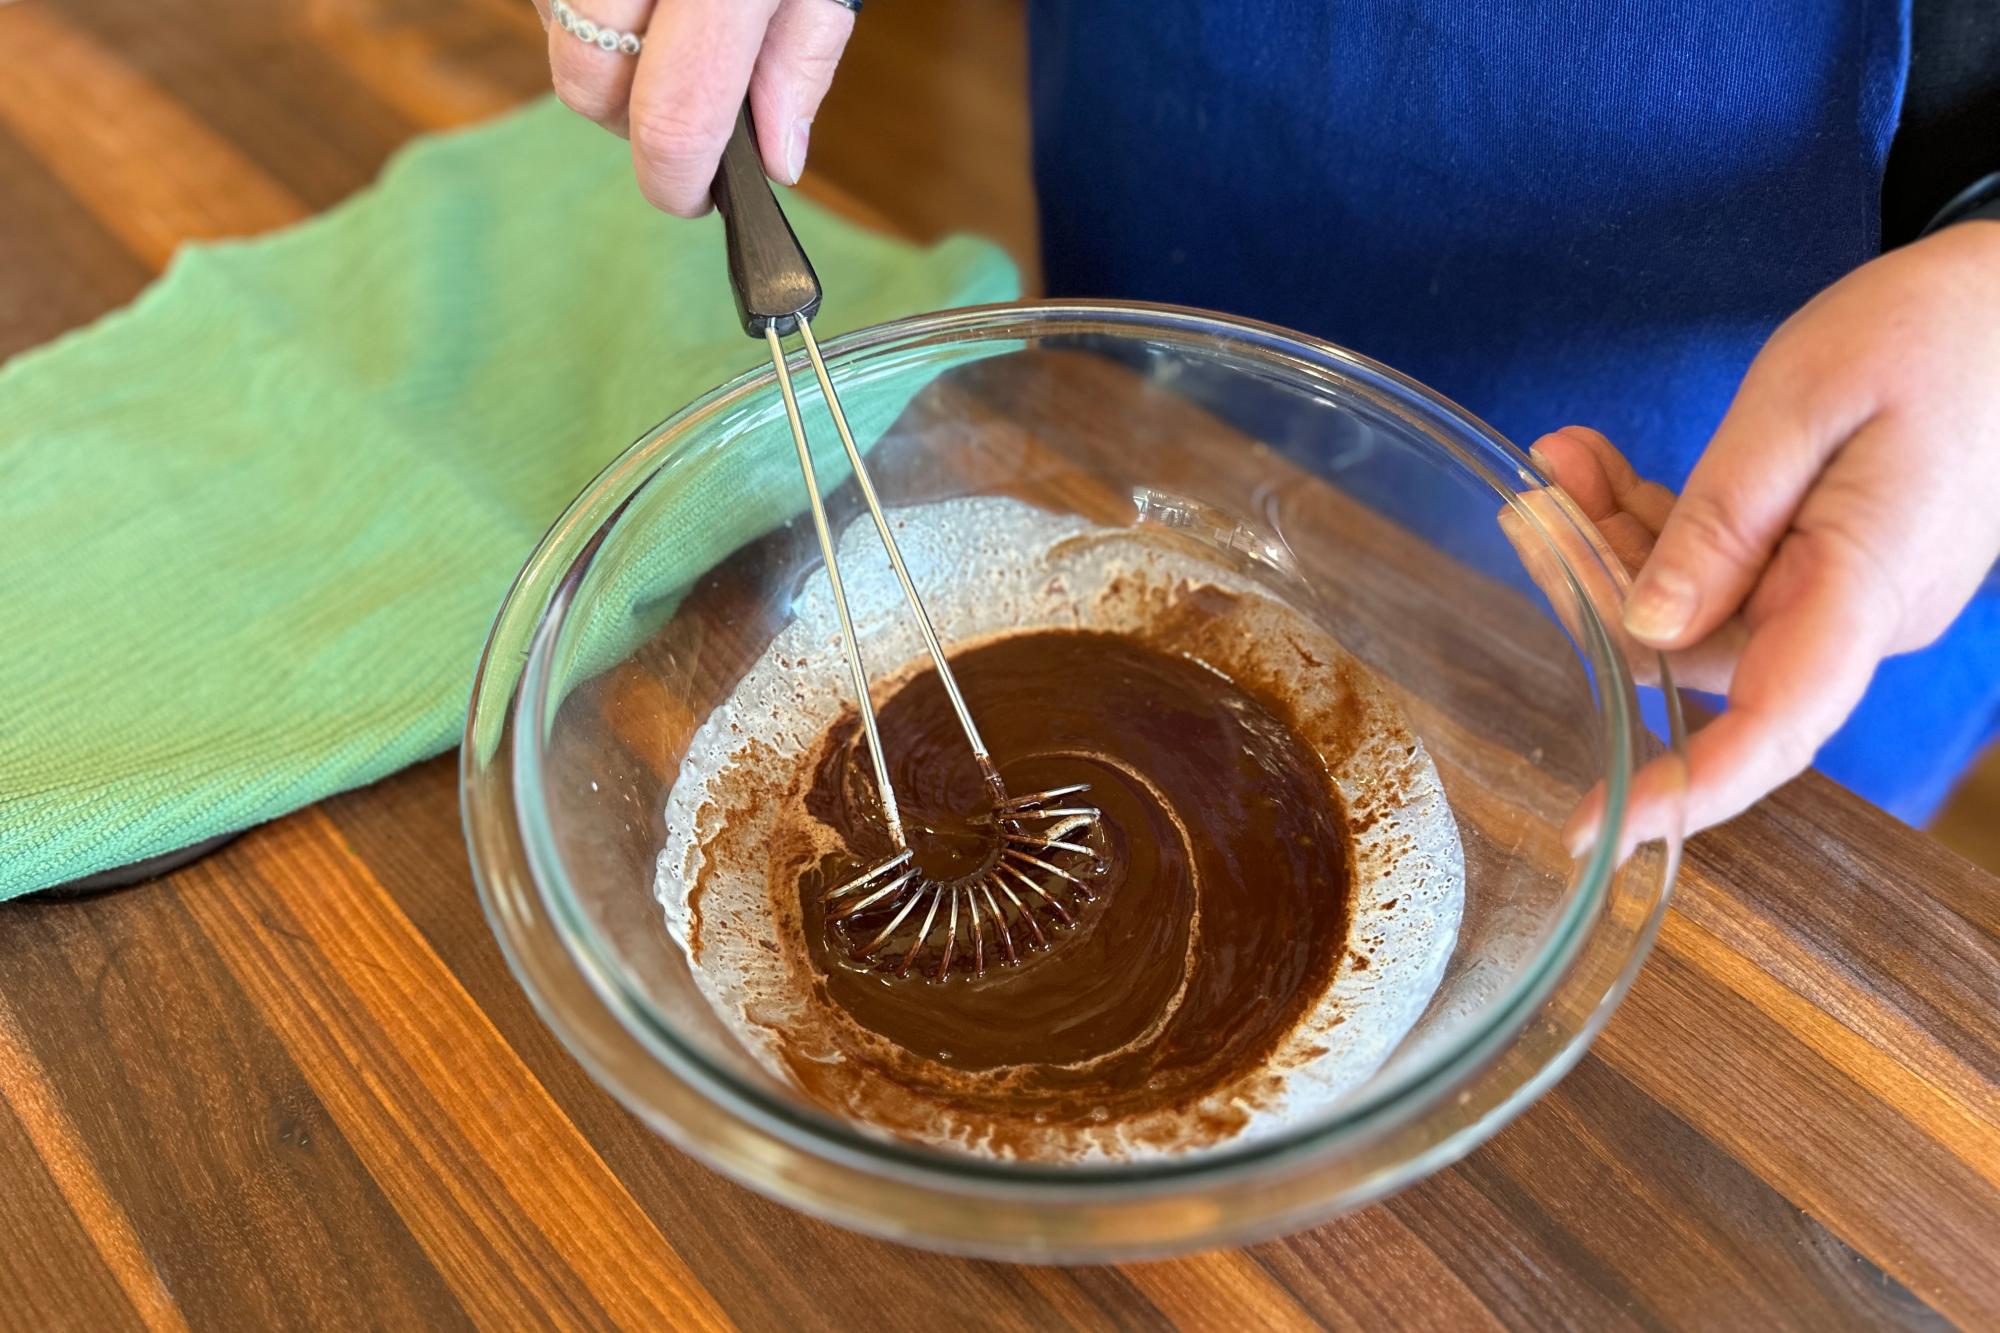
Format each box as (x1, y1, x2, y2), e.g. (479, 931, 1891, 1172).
(710, 107, 1105, 980)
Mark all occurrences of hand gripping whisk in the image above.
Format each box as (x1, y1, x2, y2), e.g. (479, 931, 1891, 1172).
(710, 108, 1104, 981)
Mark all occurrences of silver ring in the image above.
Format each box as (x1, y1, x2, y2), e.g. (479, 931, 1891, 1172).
(551, 0, 644, 54)
(826, 0, 861, 11)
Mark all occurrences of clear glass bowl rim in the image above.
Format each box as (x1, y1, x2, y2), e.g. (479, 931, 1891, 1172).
(464, 299, 1676, 1210)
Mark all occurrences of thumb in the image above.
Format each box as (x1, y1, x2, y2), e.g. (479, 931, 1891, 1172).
(1624, 355, 1854, 650)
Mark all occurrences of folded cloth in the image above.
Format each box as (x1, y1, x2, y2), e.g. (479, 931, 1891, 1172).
(0, 96, 1017, 899)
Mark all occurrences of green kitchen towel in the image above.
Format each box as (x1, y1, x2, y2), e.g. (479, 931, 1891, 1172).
(0, 95, 1018, 900)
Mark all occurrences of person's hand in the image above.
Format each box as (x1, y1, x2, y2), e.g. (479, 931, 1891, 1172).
(535, 0, 855, 215)
(1519, 221, 2000, 848)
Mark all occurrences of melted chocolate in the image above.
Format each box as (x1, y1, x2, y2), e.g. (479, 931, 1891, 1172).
(795, 626, 1353, 1119)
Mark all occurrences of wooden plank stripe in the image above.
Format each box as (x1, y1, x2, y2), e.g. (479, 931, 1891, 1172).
(180, 808, 732, 1332)
(1593, 946, 2000, 1326)
(1006, 1265, 1172, 1332)
(1257, 1210, 1506, 1333)
(1490, 1091, 1762, 1307)
(0, 120, 155, 359)
(303, 0, 536, 132)
(1488, 1059, 1919, 1327)
(1657, 899, 2000, 1191)
(0, 4, 304, 270)
(1120, 1252, 1320, 1332)
(0, 1000, 188, 1333)
(1379, 1164, 1637, 1328)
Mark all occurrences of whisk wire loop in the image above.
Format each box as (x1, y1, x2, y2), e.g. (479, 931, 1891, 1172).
(764, 320, 1106, 981)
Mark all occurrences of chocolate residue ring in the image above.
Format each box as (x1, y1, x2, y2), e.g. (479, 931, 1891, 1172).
(656, 497, 1464, 1163)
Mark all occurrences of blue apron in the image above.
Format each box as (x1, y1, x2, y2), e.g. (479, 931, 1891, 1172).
(1028, 0, 1999, 822)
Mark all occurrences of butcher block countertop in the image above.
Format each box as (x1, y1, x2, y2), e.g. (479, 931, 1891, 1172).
(1, 0, 1996, 1327)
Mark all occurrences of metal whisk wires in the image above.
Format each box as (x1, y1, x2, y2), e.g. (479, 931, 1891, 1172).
(712, 101, 1103, 981)
(761, 318, 1105, 981)
(822, 790, 1103, 981)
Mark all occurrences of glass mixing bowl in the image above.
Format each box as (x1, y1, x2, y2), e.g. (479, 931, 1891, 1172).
(462, 301, 1685, 1261)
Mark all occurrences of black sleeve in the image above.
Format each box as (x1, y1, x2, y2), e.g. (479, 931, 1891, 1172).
(1880, 0, 2000, 247)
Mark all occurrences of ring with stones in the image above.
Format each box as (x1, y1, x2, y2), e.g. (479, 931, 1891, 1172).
(551, 0, 644, 55)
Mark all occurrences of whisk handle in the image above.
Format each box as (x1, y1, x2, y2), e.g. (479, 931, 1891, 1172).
(711, 103, 823, 338)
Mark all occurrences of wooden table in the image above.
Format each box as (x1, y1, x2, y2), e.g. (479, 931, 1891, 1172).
(3, 1, 1996, 1327)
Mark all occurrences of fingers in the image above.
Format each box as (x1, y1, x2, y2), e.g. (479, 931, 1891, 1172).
(544, 0, 853, 216)
(627, 0, 783, 215)
(1621, 353, 1863, 651)
(1527, 429, 1618, 520)
(1592, 423, 1902, 844)
(750, 0, 857, 184)
(1498, 489, 1615, 665)
(1517, 426, 1746, 691)
(548, 0, 654, 134)
(1562, 745, 1689, 862)
(1561, 535, 1885, 853)
(1527, 429, 1673, 574)
(1538, 426, 1676, 533)
(1523, 411, 1897, 850)
(1678, 541, 1888, 831)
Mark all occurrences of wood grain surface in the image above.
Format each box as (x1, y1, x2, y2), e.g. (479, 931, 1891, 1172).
(2, 0, 1997, 1329)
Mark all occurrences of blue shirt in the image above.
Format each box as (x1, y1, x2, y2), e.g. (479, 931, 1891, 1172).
(1028, 0, 1998, 821)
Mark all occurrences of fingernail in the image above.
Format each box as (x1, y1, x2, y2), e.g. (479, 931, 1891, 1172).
(786, 117, 811, 184)
(1528, 444, 1555, 474)
(1623, 566, 1695, 642)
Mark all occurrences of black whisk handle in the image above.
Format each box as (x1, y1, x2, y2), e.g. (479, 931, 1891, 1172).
(710, 102, 822, 338)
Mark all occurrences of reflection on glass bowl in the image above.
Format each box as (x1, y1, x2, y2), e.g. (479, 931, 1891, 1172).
(461, 301, 1685, 1261)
